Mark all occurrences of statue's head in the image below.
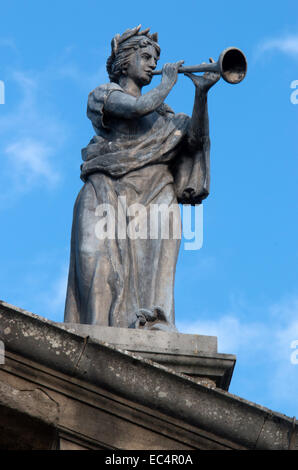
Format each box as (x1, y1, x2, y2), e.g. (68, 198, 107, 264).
(106, 25, 160, 86)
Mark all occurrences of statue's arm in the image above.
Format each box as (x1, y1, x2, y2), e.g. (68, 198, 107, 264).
(185, 60, 220, 150)
(104, 62, 183, 119)
(104, 86, 168, 118)
(172, 63, 220, 205)
(187, 88, 210, 150)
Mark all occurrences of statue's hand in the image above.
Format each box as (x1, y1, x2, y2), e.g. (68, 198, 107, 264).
(184, 58, 220, 92)
(162, 60, 184, 88)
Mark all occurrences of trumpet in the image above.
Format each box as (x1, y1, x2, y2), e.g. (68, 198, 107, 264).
(152, 47, 247, 84)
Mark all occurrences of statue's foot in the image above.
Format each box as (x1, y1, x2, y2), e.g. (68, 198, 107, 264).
(130, 306, 178, 332)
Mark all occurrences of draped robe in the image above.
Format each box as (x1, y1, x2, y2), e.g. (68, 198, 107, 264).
(64, 83, 210, 331)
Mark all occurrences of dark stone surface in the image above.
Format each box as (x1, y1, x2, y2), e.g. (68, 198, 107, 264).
(0, 301, 297, 450)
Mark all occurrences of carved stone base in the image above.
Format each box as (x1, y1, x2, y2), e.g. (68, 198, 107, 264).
(56, 323, 236, 391)
(0, 301, 297, 450)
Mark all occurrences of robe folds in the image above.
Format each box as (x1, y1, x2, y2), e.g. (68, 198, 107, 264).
(64, 83, 210, 330)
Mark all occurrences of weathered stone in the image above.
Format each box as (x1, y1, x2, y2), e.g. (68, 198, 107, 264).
(56, 322, 235, 390)
(0, 301, 297, 450)
(0, 379, 59, 425)
(56, 323, 217, 354)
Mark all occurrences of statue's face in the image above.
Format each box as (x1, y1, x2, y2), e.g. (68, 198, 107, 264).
(125, 44, 158, 86)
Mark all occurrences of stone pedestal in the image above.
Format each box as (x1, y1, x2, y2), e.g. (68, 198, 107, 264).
(56, 323, 236, 390)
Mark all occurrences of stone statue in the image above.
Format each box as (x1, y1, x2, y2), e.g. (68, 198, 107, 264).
(64, 25, 220, 331)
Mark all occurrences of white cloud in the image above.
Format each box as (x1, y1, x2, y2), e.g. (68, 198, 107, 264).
(0, 45, 106, 206)
(0, 68, 68, 205)
(177, 315, 267, 354)
(0, 45, 105, 207)
(256, 34, 298, 59)
(5, 138, 60, 187)
(177, 292, 298, 414)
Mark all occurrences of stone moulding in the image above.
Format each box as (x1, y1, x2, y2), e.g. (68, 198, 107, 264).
(0, 300, 297, 450)
(56, 322, 236, 390)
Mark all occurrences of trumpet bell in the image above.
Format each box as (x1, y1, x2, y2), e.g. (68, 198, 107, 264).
(219, 47, 247, 84)
(151, 46, 247, 85)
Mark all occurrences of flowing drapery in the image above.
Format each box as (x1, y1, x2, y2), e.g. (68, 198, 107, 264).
(64, 83, 210, 330)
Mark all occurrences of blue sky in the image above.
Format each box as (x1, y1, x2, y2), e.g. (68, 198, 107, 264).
(0, 0, 297, 418)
